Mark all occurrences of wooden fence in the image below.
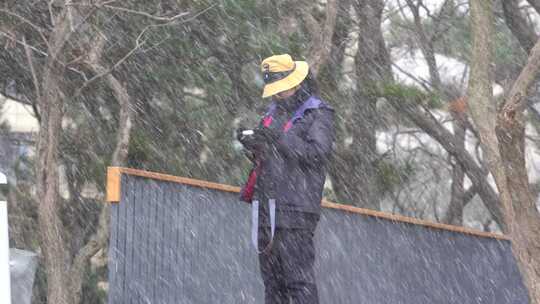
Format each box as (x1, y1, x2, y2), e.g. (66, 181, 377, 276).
(105, 167, 528, 303)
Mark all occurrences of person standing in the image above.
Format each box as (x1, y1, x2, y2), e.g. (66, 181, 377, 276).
(237, 54, 335, 303)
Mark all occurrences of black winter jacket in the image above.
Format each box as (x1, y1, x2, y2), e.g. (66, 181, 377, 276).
(243, 94, 335, 226)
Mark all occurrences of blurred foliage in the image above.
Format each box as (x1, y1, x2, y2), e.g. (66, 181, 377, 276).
(81, 265, 108, 304)
(376, 159, 416, 194)
(31, 264, 48, 304)
(381, 83, 442, 108)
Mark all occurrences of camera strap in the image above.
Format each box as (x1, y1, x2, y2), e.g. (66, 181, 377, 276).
(251, 199, 276, 254)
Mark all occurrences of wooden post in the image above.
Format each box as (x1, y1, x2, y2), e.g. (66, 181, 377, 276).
(0, 171, 11, 304)
(107, 167, 122, 203)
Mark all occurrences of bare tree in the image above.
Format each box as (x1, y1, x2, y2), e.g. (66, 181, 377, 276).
(34, 8, 73, 302)
(468, 0, 540, 301)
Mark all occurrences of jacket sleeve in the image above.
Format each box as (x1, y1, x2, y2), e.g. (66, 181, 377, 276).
(276, 108, 335, 165)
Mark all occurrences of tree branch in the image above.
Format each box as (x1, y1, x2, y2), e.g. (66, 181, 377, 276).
(23, 37, 41, 111)
(405, 0, 442, 91)
(501, 38, 540, 121)
(527, 0, 540, 15)
(71, 4, 216, 99)
(0, 30, 48, 56)
(385, 94, 505, 228)
(0, 8, 51, 50)
(502, 0, 538, 53)
(430, 0, 457, 44)
(462, 185, 477, 204)
(391, 62, 433, 92)
(23, 35, 41, 120)
(71, 29, 146, 99)
(101, 4, 189, 21)
(70, 33, 134, 303)
(48, 0, 55, 27)
(67, 2, 189, 22)
(0, 30, 87, 91)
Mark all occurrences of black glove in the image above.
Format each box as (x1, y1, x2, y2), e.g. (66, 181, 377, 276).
(253, 127, 280, 145)
(236, 126, 248, 142)
(236, 126, 260, 151)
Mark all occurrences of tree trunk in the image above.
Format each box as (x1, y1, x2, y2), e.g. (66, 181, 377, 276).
(444, 114, 466, 225)
(323, 0, 355, 206)
(333, 0, 392, 209)
(37, 101, 70, 304)
(35, 8, 74, 304)
(302, 0, 338, 77)
(36, 17, 135, 302)
(496, 118, 540, 302)
(468, 0, 540, 301)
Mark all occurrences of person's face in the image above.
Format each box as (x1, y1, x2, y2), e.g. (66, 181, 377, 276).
(275, 86, 299, 100)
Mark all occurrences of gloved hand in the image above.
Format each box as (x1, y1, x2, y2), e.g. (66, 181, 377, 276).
(236, 126, 260, 151)
(236, 126, 248, 142)
(253, 127, 280, 145)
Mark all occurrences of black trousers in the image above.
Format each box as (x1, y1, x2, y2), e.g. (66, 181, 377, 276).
(258, 226, 319, 304)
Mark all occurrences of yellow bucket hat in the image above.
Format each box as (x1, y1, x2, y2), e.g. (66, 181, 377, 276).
(261, 54, 309, 98)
